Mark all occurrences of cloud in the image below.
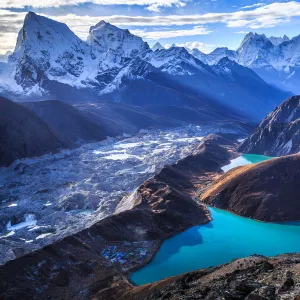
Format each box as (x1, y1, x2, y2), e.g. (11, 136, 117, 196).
(130, 26, 212, 40)
(226, 16, 290, 29)
(0, 10, 26, 53)
(0, 0, 187, 11)
(2, 1, 300, 52)
(241, 3, 266, 10)
(165, 41, 219, 53)
(235, 30, 250, 34)
(50, 1, 300, 29)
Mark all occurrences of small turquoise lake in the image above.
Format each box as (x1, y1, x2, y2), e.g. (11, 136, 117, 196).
(131, 154, 300, 285)
(221, 153, 273, 172)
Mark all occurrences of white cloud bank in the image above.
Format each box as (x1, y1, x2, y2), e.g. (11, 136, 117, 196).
(1, 1, 300, 52)
(165, 41, 220, 53)
(0, 0, 187, 12)
(49, 1, 300, 29)
(131, 26, 212, 40)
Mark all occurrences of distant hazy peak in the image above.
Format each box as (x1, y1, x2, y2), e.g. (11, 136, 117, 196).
(152, 42, 164, 51)
(89, 20, 117, 34)
(239, 32, 270, 48)
(269, 35, 290, 46)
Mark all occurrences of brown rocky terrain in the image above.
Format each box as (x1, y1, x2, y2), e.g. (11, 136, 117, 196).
(120, 254, 300, 300)
(0, 134, 237, 300)
(201, 154, 300, 222)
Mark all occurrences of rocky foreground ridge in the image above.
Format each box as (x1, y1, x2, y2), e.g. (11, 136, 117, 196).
(120, 254, 300, 300)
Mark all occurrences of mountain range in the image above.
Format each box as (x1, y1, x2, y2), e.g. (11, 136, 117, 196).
(0, 12, 291, 122)
(191, 32, 300, 94)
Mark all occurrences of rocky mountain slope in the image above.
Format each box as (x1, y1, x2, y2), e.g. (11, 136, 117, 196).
(239, 95, 300, 156)
(201, 154, 300, 222)
(191, 32, 300, 93)
(0, 97, 66, 166)
(0, 12, 290, 121)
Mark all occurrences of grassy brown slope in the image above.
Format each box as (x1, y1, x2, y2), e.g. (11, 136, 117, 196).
(201, 154, 300, 222)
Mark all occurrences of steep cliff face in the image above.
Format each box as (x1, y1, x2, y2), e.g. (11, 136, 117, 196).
(9, 12, 94, 94)
(239, 95, 300, 156)
(201, 154, 300, 222)
(0, 97, 66, 166)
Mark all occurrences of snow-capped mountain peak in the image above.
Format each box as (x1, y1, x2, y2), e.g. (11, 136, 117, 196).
(269, 35, 290, 46)
(238, 32, 272, 51)
(190, 48, 208, 64)
(188, 30, 300, 93)
(236, 32, 274, 67)
(152, 42, 164, 51)
(6, 12, 94, 94)
(87, 20, 149, 58)
(12, 12, 84, 56)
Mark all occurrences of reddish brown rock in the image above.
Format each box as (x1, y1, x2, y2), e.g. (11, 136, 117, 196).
(201, 154, 300, 222)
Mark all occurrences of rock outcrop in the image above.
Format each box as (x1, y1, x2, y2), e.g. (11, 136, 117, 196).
(201, 154, 300, 222)
(239, 95, 300, 156)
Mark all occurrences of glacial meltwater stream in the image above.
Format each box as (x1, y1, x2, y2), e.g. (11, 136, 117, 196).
(131, 154, 300, 285)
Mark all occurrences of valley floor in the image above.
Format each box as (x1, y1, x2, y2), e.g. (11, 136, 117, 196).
(0, 124, 242, 266)
(0, 131, 240, 299)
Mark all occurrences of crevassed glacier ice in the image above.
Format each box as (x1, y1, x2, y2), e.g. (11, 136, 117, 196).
(0, 124, 239, 264)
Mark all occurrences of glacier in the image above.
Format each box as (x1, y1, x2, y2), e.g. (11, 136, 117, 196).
(0, 124, 244, 265)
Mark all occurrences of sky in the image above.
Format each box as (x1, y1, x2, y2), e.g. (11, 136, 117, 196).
(1, 0, 300, 54)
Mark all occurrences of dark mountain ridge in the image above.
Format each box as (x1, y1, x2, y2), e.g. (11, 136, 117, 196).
(239, 95, 300, 156)
(0, 97, 66, 167)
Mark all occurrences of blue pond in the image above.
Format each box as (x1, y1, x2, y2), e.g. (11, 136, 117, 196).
(131, 154, 300, 285)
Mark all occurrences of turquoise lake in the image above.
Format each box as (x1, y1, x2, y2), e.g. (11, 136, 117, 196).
(130, 154, 300, 285)
(221, 154, 273, 172)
